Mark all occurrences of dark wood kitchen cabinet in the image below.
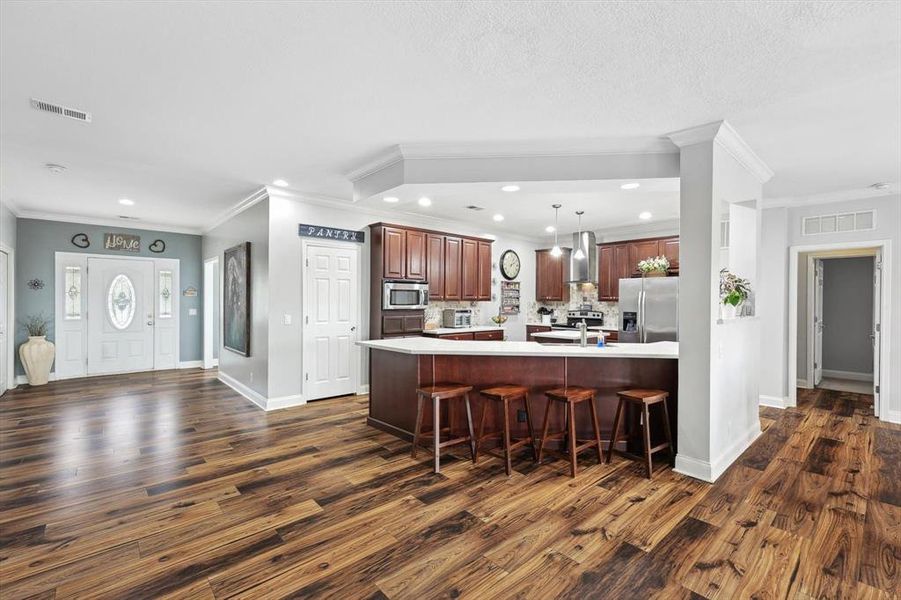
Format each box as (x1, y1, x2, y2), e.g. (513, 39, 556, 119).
(426, 234, 445, 299)
(444, 236, 463, 300)
(461, 238, 479, 300)
(535, 248, 571, 302)
(477, 241, 492, 300)
(405, 230, 427, 281)
(382, 226, 406, 279)
(597, 235, 679, 300)
(382, 311, 425, 336)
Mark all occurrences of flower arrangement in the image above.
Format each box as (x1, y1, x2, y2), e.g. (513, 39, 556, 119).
(20, 313, 51, 337)
(637, 255, 669, 275)
(720, 269, 751, 306)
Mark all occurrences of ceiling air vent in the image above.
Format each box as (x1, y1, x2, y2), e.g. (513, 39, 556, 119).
(30, 98, 92, 123)
(118, 215, 140, 221)
(802, 210, 875, 236)
(465, 205, 484, 211)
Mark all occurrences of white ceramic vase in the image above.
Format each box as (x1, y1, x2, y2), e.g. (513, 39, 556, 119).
(19, 336, 55, 386)
(720, 302, 739, 320)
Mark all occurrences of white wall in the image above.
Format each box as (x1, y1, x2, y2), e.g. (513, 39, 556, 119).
(0, 199, 16, 250)
(759, 194, 900, 421)
(267, 188, 541, 402)
(202, 198, 270, 400)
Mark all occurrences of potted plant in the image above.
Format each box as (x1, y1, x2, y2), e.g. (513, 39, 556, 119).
(18, 313, 55, 386)
(637, 255, 669, 277)
(719, 269, 751, 319)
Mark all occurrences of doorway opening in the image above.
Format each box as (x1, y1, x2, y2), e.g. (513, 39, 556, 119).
(788, 241, 890, 418)
(203, 256, 220, 370)
(0, 244, 13, 396)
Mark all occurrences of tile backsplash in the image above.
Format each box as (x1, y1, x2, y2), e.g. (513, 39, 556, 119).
(526, 284, 620, 329)
(425, 301, 485, 329)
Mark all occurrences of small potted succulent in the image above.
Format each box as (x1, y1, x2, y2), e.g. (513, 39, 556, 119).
(719, 269, 751, 319)
(18, 313, 55, 386)
(637, 255, 669, 277)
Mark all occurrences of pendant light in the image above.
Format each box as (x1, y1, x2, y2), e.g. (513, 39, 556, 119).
(550, 204, 563, 257)
(573, 210, 585, 260)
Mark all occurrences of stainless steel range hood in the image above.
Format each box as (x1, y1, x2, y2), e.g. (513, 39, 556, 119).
(568, 231, 597, 284)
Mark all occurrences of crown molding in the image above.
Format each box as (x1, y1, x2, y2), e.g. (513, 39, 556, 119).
(13, 209, 203, 235)
(667, 120, 774, 184)
(346, 137, 679, 182)
(0, 198, 21, 217)
(203, 187, 270, 233)
(592, 218, 681, 243)
(763, 184, 899, 209)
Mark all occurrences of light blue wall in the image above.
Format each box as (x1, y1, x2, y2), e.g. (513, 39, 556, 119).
(14, 219, 202, 375)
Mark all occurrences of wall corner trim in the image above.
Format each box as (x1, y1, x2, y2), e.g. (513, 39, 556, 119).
(674, 422, 762, 483)
(218, 371, 267, 410)
(266, 394, 306, 411)
(666, 120, 773, 183)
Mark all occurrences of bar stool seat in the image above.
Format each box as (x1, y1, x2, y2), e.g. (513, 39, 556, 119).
(412, 383, 475, 473)
(475, 385, 537, 476)
(607, 389, 673, 478)
(537, 386, 604, 477)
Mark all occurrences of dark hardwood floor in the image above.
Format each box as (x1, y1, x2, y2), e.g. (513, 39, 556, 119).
(0, 370, 897, 599)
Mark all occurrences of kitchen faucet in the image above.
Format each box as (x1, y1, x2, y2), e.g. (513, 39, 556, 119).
(579, 319, 588, 347)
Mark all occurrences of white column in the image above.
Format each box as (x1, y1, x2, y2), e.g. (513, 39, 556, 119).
(668, 121, 773, 482)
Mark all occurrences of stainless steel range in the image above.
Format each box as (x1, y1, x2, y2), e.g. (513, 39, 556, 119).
(553, 310, 605, 329)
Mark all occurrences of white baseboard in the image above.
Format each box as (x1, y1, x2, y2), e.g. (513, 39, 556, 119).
(267, 394, 306, 410)
(15, 373, 58, 385)
(821, 369, 873, 382)
(759, 395, 787, 409)
(178, 360, 203, 369)
(217, 371, 267, 410)
(796, 378, 811, 389)
(883, 409, 901, 425)
(674, 422, 762, 483)
(357, 384, 370, 395)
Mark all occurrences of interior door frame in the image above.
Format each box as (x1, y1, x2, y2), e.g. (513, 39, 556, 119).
(203, 256, 220, 369)
(788, 240, 891, 419)
(805, 256, 825, 387)
(0, 243, 14, 395)
(54, 251, 181, 380)
(300, 238, 363, 401)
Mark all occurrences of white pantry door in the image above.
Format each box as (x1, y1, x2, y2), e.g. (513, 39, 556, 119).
(813, 259, 824, 386)
(303, 243, 359, 400)
(87, 258, 155, 375)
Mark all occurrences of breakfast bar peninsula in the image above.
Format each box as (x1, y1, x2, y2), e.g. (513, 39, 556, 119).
(358, 337, 679, 452)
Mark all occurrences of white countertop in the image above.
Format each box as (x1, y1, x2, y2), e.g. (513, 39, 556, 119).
(358, 338, 678, 359)
(531, 330, 602, 340)
(422, 326, 505, 336)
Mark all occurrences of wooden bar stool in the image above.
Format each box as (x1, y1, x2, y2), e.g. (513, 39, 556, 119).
(607, 389, 673, 478)
(475, 385, 537, 476)
(537, 386, 604, 477)
(411, 383, 475, 473)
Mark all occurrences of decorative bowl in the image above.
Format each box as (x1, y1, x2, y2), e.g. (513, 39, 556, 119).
(490, 315, 508, 325)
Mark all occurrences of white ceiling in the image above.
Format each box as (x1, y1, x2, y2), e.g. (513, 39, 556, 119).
(1, 1, 899, 231)
(360, 179, 681, 241)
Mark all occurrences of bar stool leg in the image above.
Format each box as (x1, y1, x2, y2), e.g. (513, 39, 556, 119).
(502, 397, 512, 476)
(475, 397, 489, 463)
(464, 392, 476, 463)
(537, 399, 553, 463)
(523, 394, 538, 461)
(588, 395, 604, 464)
(607, 398, 624, 463)
(412, 393, 424, 459)
(661, 398, 674, 464)
(567, 401, 578, 477)
(433, 396, 441, 474)
(642, 402, 653, 478)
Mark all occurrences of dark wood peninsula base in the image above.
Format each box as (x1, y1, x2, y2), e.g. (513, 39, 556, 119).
(367, 348, 678, 453)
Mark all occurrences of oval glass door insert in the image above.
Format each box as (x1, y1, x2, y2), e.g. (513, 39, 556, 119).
(107, 274, 136, 329)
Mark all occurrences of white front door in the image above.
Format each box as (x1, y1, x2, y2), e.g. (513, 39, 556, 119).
(813, 259, 824, 386)
(0, 250, 8, 395)
(303, 243, 359, 400)
(87, 258, 155, 375)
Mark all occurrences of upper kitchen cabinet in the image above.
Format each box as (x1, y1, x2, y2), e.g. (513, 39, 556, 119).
(381, 226, 407, 279)
(443, 236, 462, 300)
(597, 235, 679, 300)
(405, 230, 427, 281)
(461, 239, 479, 300)
(426, 234, 445, 299)
(477, 241, 492, 300)
(536, 248, 571, 302)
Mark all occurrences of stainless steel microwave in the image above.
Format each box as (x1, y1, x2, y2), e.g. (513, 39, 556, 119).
(383, 281, 429, 310)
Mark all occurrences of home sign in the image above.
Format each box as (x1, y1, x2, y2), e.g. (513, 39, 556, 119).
(104, 233, 141, 252)
(298, 224, 365, 243)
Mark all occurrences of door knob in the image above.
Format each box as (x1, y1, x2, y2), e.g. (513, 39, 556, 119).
(351, 326, 356, 332)
(147, 321, 154, 326)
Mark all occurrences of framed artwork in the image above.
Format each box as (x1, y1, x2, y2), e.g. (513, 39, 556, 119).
(223, 242, 251, 355)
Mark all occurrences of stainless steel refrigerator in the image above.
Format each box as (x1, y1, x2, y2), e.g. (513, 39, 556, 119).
(618, 277, 679, 343)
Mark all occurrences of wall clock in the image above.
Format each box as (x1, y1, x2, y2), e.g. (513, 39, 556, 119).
(500, 249, 521, 280)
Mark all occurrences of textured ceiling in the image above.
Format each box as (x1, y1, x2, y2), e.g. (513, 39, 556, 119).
(1, 1, 898, 230)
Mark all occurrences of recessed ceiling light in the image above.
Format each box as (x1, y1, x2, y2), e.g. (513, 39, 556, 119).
(545, 226, 555, 233)
(118, 198, 134, 206)
(272, 179, 289, 187)
(418, 196, 432, 207)
(501, 185, 520, 192)
(639, 211, 652, 220)
(493, 214, 504, 222)
(621, 182, 640, 190)
(383, 196, 399, 203)
(45, 163, 66, 174)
